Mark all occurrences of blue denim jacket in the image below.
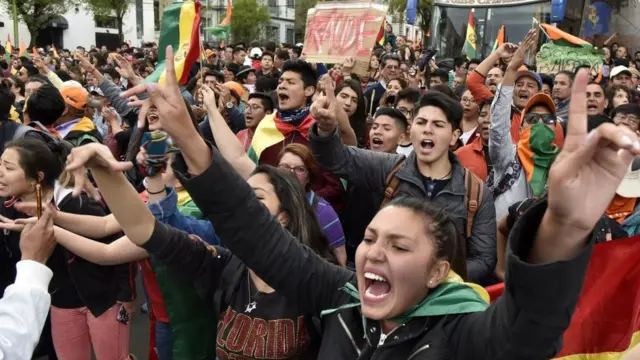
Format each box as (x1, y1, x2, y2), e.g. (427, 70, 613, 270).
(147, 187, 220, 245)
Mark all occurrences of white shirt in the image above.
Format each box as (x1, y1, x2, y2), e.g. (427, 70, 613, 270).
(396, 143, 414, 156)
(0, 260, 53, 360)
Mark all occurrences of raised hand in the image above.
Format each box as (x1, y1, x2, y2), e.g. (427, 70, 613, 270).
(199, 85, 219, 113)
(509, 29, 538, 69)
(113, 54, 136, 80)
(533, 69, 640, 263)
(65, 143, 133, 199)
(342, 57, 355, 75)
(74, 52, 95, 73)
(495, 43, 519, 60)
(311, 76, 338, 133)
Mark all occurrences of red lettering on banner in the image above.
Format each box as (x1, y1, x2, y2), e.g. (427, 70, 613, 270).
(226, 313, 252, 352)
(217, 308, 236, 348)
(243, 317, 268, 357)
(305, 10, 383, 57)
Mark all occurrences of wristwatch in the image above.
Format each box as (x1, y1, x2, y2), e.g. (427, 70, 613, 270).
(226, 102, 234, 109)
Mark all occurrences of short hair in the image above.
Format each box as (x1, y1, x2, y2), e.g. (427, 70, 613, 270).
(415, 91, 463, 131)
(555, 70, 575, 83)
(204, 70, 224, 83)
(429, 84, 456, 99)
(264, 41, 276, 52)
(275, 49, 290, 61)
(586, 81, 604, 92)
(431, 68, 449, 85)
(232, 46, 246, 56)
(605, 83, 632, 103)
(0, 83, 15, 121)
(479, 98, 493, 110)
(281, 59, 317, 89)
(55, 70, 72, 82)
(23, 64, 39, 77)
(453, 57, 467, 69)
(374, 107, 408, 131)
(249, 92, 275, 112)
(394, 88, 420, 106)
(381, 53, 401, 68)
(10, 76, 25, 96)
(467, 58, 481, 68)
(256, 76, 278, 93)
(25, 83, 66, 126)
(540, 74, 554, 91)
(261, 51, 274, 61)
(613, 103, 640, 118)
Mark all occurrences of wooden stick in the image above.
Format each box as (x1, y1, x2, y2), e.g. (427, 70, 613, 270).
(369, 89, 376, 116)
(35, 184, 42, 219)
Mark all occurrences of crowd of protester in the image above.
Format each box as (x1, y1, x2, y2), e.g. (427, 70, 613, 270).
(0, 25, 639, 360)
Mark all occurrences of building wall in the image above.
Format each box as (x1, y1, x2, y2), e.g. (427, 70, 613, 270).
(0, 4, 151, 50)
(610, 2, 640, 49)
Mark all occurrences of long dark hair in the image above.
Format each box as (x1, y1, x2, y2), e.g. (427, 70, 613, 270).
(5, 138, 70, 192)
(335, 79, 367, 147)
(251, 165, 339, 265)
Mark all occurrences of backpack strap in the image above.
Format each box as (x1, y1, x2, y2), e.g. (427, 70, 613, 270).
(464, 169, 484, 239)
(381, 159, 406, 208)
(12, 125, 34, 141)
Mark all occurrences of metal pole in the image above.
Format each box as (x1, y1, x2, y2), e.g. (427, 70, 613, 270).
(12, 0, 19, 44)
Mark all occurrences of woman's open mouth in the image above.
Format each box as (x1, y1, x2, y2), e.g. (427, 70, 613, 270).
(364, 272, 391, 302)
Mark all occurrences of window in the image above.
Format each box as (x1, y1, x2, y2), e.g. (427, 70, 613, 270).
(268, 25, 280, 40)
(154, 0, 160, 31)
(95, 16, 118, 29)
(268, 0, 280, 17)
(286, 28, 294, 44)
(287, 0, 294, 9)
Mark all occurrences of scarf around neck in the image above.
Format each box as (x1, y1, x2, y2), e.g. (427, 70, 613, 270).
(274, 110, 315, 141)
(278, 106, 310, 124)
(517, 122, 559, 197)
(320, 271, 489, 334)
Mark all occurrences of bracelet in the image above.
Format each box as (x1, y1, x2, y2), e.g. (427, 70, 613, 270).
(147, 187, 166, 195)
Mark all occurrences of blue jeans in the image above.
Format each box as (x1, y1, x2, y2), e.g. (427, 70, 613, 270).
(155, 321, 173, 360)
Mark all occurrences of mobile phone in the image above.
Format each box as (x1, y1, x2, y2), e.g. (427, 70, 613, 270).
(116, 305, 130, 325)
(141, 131, 169, 157)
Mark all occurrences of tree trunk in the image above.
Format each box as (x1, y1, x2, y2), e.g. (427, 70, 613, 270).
(27, 25, 39, 48)
(117, 16, 124, 43)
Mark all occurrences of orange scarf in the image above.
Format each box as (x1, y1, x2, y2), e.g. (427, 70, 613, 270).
(274, 113, 315, 141)
(606, 195, 637, 223)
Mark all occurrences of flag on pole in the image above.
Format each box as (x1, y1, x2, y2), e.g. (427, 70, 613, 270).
(5, 35, 12, 63)
(51, 44, 59, 59)
(376, 18, 386, 47)
(492, 25, 506, 52)
(18, 40, 26, 57)
(145, 0, 202, 85)
(463, 10, 476, 58)
(205, 0, 232, 39)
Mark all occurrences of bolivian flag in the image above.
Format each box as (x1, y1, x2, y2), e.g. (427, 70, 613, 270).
(492, 25, 505, 52)
(5, 35, 12, 63)
(376, 19, 385, 47)
(206, 0, 231, 39)
(18, 40, 26, 57)
(555, 236, 640, 359)
(462, 10, 476, 58)
(247, 113, 314, 163)
(540, 23, 592, 48)
(145, 0, 201, 85)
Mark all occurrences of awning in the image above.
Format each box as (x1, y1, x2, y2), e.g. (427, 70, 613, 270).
(46, 16, 69, 29)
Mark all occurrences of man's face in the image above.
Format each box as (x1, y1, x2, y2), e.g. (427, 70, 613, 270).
(552, 74, 572, 101)
(523, 104, 555, 131)
(585, 84, 607, 116)
(632, 74, 640, 88)
(478, 104, 491, 142)
(486, 67, 503, 93)
(224, 68, 236, 82)
(397, 37, 405, 48)
(381, 59, 400, 81)
(204, 75, 217, 89)
(234, 50, 246, 64)
(274, 55, 284, 69)
(542, 83, 552, 96)
(12, 59, 21, 69)
(369, 115, 404, 153)
(277, 71, 313, 111)
(17, 67, 29, 82)
(467, 63, 478, 74)
(225, 47, 233, 59)
(613, 73, 632, 89)
(513, 76, 539, 109)
(455, 63, 467, 77)
(429, 76, 443, 88)
(616, 47, 627, 59)
(244, 97, 268, 129)
(452, 76, 464, 89)
(261, 55, 273, 71)
(86, 73, 97, 87)
(395, 99, 415, 123)
(410, 105, 458, 164)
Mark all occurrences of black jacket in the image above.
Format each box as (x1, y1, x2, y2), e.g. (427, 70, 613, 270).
(156, 144, 593, 359)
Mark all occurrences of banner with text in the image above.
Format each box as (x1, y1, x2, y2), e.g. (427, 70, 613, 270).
(536, 43, 604, 75)
(302, 2, 388, 75)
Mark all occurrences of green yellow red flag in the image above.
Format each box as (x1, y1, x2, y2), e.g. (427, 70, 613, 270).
(5, 35, 12, 63)
(492, 25, 505, 53)
(540, 23, 592, 48)
(145, 0, 202, 85)
(205, 0, 231, 39)
(462, 10, 476, 58)
(18, 40, 26, 57)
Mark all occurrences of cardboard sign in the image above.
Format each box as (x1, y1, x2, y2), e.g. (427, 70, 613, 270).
(536, 43, 604, 75)
(302, 2, 388, 75)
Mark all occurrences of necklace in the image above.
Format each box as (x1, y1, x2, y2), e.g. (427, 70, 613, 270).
(245, 275, 260, 313)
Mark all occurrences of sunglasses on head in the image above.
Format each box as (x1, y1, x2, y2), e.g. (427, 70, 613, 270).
(524, 113, 557, 125)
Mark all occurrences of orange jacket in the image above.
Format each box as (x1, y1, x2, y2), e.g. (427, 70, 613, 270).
(455, 136, 488, 181)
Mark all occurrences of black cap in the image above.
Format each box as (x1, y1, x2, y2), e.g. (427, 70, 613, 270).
(226, 63, 240, 75)
(613, 103, 640, 118)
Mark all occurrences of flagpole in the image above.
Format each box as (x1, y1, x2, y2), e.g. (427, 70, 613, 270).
(12, 0, 18, 45)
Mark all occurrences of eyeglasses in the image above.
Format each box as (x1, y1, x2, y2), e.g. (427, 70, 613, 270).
(396, 107, 412, 116)
(460, 97, 475, 104)
(524, 113, 557, 125)
(278, 164, 308, 175)
(245, 104, 265, 112)
(615, 114, 640, 123)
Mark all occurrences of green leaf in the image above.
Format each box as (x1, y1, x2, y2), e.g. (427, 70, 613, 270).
(229, 0, 271, 43)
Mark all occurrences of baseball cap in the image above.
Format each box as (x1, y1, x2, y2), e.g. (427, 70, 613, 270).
(616, 157, 640, 198)
(516, 66, 542, 89)
(249, 47, 263, 60)
(224, 81, 244, 98)
(60, 85, 100, 110)
(90, 87, 105, 97)
(205, 49, 216, 58)
(522, 93, 556, 118)
(610, 66, 632, 79)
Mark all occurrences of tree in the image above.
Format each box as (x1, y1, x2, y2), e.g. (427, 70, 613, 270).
(384, 0, 433, 44)
(230, 0, 270, 43)
(0, 0, 78, 47)
(294, 0, 317, 43)
(85, 0, 134, 43)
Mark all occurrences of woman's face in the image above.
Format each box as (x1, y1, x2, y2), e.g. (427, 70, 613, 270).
(355, 206, 448, 321)
(387, 80, 403, 95)
(60, 62, 69, 72)
(460, 90, 479, 119)
(336, 87, 359, 117)
(370, 56, 379, 70)
(0, 148, 35, 198)
(278, 152, 309, 188)
(147, 106, 161, 131)
(613, 89, 629, 108)
(603, 47, 611, 60)
(247, 173, 287, 226)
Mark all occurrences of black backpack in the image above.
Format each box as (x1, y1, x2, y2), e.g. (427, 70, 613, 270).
(12, 121, 73, 153)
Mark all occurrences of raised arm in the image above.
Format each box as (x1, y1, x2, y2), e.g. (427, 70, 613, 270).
(55, 212, 121, 238)
(54, 228, 148, 265)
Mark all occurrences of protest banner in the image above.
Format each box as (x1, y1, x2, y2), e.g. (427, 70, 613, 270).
(536, 43, 604, 75)
(302, 1, 388, 75)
